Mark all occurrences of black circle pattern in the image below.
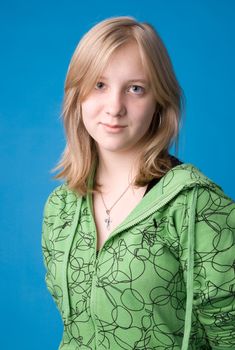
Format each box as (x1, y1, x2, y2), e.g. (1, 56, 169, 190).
(42, 167, 235, 349)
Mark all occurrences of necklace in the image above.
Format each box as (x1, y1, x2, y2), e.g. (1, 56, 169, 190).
(100, 182, 132, 230)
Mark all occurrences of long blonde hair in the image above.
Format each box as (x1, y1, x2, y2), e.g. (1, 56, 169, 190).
(54, 16, 184, 195)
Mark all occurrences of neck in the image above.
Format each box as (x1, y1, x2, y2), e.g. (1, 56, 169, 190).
(95, 149, 140, 190)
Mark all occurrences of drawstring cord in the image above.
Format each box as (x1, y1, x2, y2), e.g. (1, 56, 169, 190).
(62, 165, 96, 324)
(181, 186, 198, 350)
(62, 196, 83, 324)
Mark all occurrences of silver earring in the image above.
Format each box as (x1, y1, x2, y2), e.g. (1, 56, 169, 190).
(156, 111, 162, 127)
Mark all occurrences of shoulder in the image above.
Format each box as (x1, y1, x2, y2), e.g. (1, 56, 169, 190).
(42, 183, 84, 246)
(174, 167, 235, 243)
(43, 183, 81, 219)
(163, 163, 235, 229)
(161, 163, 231, 198)
(194, 185, 235, 233)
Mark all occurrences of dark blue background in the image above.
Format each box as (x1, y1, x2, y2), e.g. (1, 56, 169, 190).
(1, 1, 234, 349)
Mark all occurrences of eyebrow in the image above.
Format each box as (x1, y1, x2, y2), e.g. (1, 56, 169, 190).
(99, 76, 149, 84)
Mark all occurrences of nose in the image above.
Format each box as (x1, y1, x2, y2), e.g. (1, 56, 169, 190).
(105, 89, 126, 117)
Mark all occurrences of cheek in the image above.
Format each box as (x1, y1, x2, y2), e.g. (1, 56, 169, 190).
(81, 100, 95, 119)
(81, 99, 103, 139)
(145, 99, 156, 125)
(134, 100, 156, 126)
(81, 102, 96, 133)
(82, 95, 103, 115)
(145, 96, 156, 115)
(81, 101, 93, 134)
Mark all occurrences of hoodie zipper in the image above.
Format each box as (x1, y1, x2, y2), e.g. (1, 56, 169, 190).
(88, 181, 199, 349)
(88, 184, 186, 340)
(90, 257, 99, 349)
(89, 206, 99, 349)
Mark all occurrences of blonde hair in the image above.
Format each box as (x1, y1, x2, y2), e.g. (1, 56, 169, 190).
(54, 16, 184, 195)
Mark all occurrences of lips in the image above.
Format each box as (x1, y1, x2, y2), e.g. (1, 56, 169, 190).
(101, 123, 126, 128)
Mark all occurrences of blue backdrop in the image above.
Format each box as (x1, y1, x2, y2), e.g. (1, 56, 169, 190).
(1, 1, 234, 349)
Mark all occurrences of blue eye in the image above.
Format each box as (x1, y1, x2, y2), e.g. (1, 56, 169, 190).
(129, 85, 145, 94)
(95, 82, 105, 89)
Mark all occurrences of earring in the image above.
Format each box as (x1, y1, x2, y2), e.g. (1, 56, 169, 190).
(156, 110, 162, 128)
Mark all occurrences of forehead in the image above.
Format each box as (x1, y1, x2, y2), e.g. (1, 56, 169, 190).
(100, 41, 148, 79)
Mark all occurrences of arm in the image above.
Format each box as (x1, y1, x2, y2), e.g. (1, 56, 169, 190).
(41, 193, 57, 299)
(181, 186, 235, 349)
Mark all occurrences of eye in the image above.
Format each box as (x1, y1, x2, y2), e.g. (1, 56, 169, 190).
(95, 81, 105, 90)
(128, 85, 145, 95)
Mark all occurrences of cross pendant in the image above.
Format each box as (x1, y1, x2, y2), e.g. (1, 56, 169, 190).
(104, 210, 112, 230)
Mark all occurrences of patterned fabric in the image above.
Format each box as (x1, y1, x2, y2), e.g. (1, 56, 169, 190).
(42, 164, 235, 349)
(144, 155, 183, 195)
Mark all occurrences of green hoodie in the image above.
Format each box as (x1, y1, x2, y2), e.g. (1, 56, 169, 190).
(42, 164, 235, 349)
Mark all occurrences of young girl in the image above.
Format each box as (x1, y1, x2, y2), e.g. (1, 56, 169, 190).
(42, 16, 235, 349)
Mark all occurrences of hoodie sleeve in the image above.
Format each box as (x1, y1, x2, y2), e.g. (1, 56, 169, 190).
(41, 184, 83, 322)
(42, 193, 55, 293)
(181, 185, 235, 349)
(41, 188, 62, 309)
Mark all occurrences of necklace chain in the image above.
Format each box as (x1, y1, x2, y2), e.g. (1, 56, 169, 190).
(100, 182, 132, 230)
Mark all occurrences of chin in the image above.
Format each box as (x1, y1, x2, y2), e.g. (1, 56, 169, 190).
(100, 143, 138, 154)
(96, 141, 125, 151)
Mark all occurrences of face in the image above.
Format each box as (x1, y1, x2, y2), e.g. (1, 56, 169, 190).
(81, 41, 156, 156)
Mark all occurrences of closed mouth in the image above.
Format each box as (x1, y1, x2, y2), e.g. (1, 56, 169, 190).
(102, 123, 126, 128)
